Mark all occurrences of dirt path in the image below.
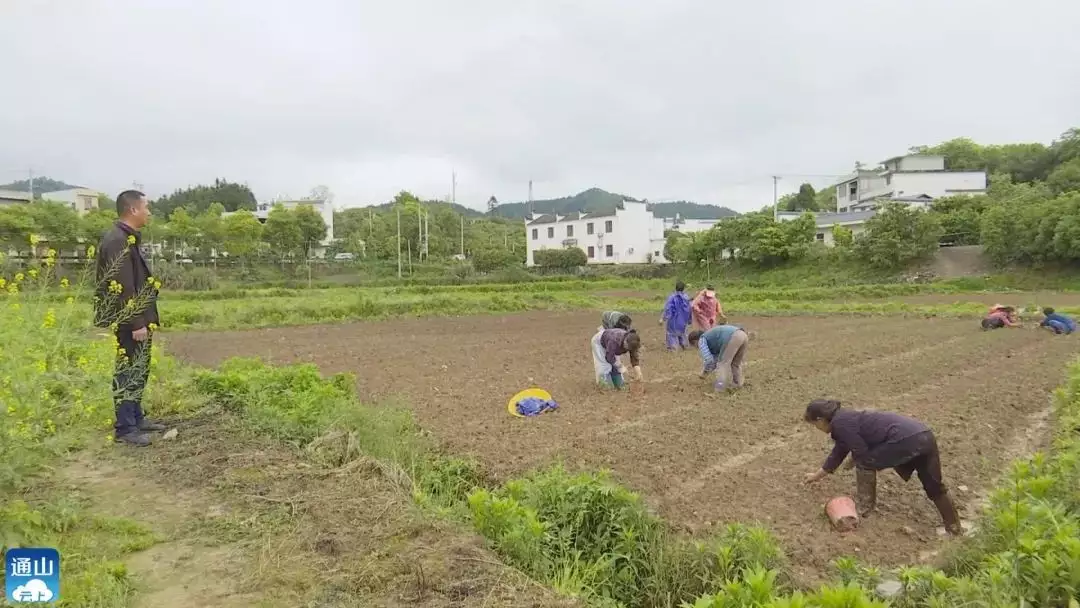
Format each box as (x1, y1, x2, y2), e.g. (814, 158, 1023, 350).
(63, 415, 572, 608)
(163, 311, 1080, 579)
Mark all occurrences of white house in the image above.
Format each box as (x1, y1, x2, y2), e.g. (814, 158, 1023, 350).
(0, 190, 33, 207)
(525, 199, 668, 266)
(39, 187, 104, 215)
(833, 154, 986, 212)
(777, 210, 877, 247)
(663, 215, 720, 234)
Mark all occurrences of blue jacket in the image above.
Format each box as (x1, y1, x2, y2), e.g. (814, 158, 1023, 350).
(662, 292, 692, 331)
(698, 324, 743, 372)
(1042, 312, 1077, 334)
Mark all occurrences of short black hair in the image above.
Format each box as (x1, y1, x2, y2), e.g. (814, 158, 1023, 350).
(804, 399, 841, 423)
(116, 190, 146, 216)
(705, 284, 715, 291)
(1044, 307, 1055, 315)
(675, 280, 686, 292)
(688, 329, 704, 345)
(624, 330, 641, 352)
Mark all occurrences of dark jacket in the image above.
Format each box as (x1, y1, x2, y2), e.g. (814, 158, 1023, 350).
(600, 328, 641, 368)
(822, 409, 929, 472)
(94, 222, 159, 331)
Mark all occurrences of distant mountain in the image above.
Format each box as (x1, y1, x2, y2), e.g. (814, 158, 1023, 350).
(0, 177, 82, 195)
(488, 187, 738, 220)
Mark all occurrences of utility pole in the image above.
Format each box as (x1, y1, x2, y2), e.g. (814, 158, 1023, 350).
(460, 215, 464, 257)
(528, 179, 533, 216)
(407, 238, 413, 274)
(451, 170, 457, 205)
(396, 208, 402, 278)
(28, 168, 33, 199)
(772, 175, 780, 221)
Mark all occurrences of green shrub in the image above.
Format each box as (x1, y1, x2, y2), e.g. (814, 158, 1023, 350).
(534, 248, 587, 270)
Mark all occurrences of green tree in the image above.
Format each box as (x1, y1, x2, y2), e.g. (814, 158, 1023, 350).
(815, 187, 837, 212)
(831, 224, 854, 248)
(0, 205, 36, 255)
(293, 205, 328, 258)
(81, 208, 118, 243)
(27, 201, 81, 256)
(152, 178, 257, 219)
(789, 183, 818, 211)
(167, 208, 200, 258)
(262, 205, 304, 262)
(854, 204, 943, 269)
(195, 203, 226, 261)
(222, 210, 263, 265)
(1047, 158, 1080, 195)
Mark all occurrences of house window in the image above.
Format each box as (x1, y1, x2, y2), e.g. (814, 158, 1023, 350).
(848, 182, 857, 200)
(547, 227, 554, 238)
(816, 233, 825, 241)
(567, 225, 574, 237)
(587, 246, 595, 258)
(605, 220, 613, 232)
(605, 244, 613, 257)
(654, 250, 660, 257)
(531, 228, 538, 240)
(587, 223, 594, 235)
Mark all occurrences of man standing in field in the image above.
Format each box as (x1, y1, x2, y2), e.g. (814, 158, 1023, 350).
(94, 190, 164, 447)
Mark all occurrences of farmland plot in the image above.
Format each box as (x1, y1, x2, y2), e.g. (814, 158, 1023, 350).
(167, 311, 1079, 581)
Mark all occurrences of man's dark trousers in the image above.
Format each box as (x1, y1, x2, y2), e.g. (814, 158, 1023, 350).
(114, 329, 152, 437)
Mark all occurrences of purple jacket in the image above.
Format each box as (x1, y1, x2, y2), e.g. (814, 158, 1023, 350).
(822, 409, 929, 472)
(600, 328, 640, 368)
(662, 292, 692, 331)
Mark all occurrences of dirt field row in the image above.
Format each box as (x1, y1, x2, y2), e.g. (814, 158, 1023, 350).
(166, 312, 1080, 581)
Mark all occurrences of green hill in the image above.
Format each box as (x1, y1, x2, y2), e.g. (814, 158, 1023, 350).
(488, 188, 738, 220)
(0, 177, 82, 196)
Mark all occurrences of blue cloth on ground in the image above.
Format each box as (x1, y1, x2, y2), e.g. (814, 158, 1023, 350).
(517, 396, 559, 416)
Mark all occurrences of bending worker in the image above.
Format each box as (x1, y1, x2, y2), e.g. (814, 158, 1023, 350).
(590, 327, 643, 389)
(688, 324, 748, 392)
(802, 399, 963, 536)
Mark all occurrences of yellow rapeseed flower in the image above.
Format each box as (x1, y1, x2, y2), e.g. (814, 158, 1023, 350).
(65, 296, 75, 305)
(47, 248, 57, 258)
(0, 278, 6, 289)
(14, 273, 24, 282)
(41, 309, 56, 329)
(126, 235, 136, 246)
(28, 269, 38, 279)
(152, 278, 163, 290)
(148, 323, 159, 332)
(6, 284, 17, 295)
(29, 234, 40, 246)
(60, 277, 70, 288)
(108, 280, 122, 294)
(87, 245, 96, 258)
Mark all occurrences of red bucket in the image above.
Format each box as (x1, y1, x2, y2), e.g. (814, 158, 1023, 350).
(825, 496, 859, 532)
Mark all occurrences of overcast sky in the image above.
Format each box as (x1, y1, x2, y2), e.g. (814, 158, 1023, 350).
(2, 0, 1078, 212)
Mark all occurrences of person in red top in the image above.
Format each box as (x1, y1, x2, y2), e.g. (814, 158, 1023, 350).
(982, 304, 1020, 330)
(691, 286, 724, 330)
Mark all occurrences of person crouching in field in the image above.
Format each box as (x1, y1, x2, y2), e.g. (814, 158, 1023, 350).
(590, 327, 643, 389)
(691, 286, 724, 330)
(600, 310, 633, 331)
(981, 304, 1020, 330)
(1039, 307, 1076, 335)
(660, 281, 692, 350)
(802, 399, 963, 536)
(688, 324, 748, 392)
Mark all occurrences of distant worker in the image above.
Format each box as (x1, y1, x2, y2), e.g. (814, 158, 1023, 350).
(981, 304, 1020, 330)
(802, 399, 963, 536)
(590, 327, 643, 389)
(660, 280, 693, 350)
(600, 310, 633, 331)
(691, 285, 724, 330)
(689, 324, 748, 392)
(1040, 307, 1076, 335)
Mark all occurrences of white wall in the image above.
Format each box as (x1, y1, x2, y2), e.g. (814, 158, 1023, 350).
(816, 222, 868, 247)
(886, 155, 945, 172)
(40, 188, 101, 215)
(891, 171, 986, 198)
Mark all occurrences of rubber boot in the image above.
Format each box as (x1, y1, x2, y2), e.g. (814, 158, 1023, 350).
(855, 467, 877, 517)
(932, 493, 963, 536)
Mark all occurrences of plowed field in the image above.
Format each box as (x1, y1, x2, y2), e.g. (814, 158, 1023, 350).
(166, 312, 1079, 581)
